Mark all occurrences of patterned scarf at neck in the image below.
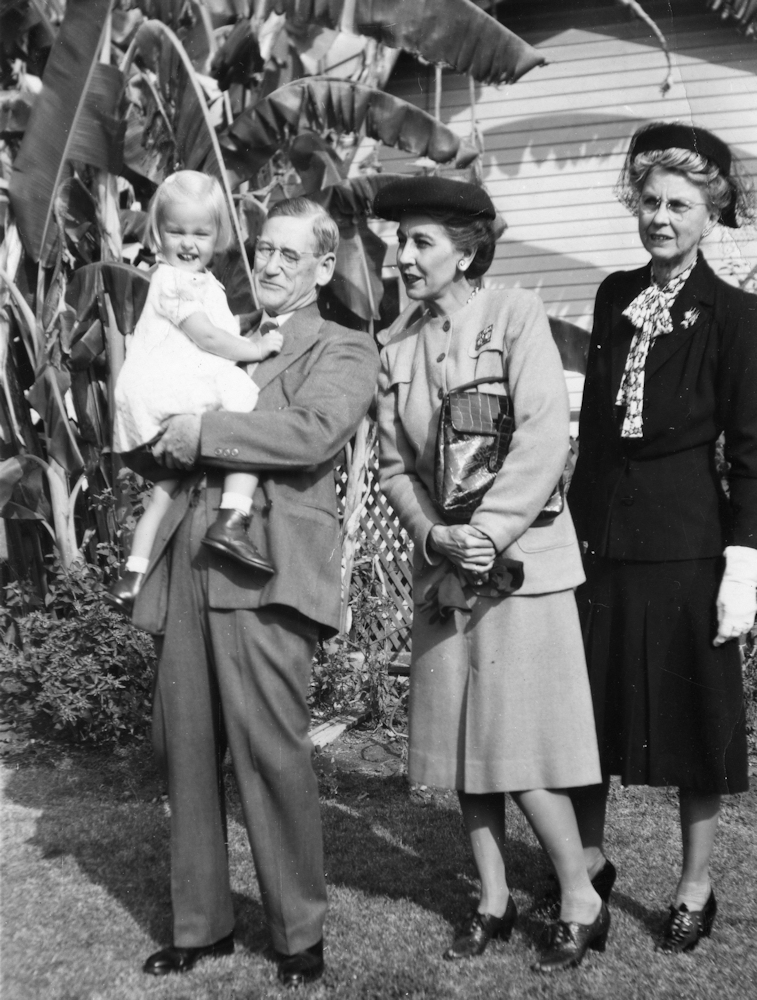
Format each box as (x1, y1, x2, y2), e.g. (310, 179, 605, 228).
(615, 260, 695, 438)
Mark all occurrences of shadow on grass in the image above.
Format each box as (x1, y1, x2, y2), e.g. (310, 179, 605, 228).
(3, 745, 557, 953)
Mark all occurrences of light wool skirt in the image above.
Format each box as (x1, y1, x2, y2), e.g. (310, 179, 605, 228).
(408, 589, 602, 793)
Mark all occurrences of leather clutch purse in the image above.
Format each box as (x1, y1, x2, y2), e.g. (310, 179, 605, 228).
(434, 376, 564, 525)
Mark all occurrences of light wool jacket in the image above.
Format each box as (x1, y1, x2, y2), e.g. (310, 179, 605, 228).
(378, 287, 585, 596)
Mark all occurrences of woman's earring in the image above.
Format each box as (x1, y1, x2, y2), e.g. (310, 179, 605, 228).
(458, 260, 467, 270)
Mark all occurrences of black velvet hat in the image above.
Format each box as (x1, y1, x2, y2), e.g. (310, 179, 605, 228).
(616, 121, 755, 229)
(629, 123, 731, 177)
(373, 176, 496, 221)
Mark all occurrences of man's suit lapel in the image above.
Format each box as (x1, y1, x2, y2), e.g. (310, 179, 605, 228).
(645, 255, 715, 378)
(252, 303, 323, 391)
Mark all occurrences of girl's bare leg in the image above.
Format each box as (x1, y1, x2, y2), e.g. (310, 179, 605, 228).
(129, 479, 179, 564)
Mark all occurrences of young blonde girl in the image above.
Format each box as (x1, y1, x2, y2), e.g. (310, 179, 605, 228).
(107, 171, 281, 613)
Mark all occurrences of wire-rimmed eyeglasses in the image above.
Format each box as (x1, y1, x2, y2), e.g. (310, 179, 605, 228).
(254, 240, 320, 269)
(639, 196, 707, 220)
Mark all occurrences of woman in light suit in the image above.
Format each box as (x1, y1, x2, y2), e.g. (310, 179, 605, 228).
(374, 177, 608, 973)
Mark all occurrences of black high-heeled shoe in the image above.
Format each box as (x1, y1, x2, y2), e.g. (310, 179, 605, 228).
(443, 894, 517, 960)
(531, 902, 610, 973)
(536, 858, 617, 921)
(658, 890, 717, 954)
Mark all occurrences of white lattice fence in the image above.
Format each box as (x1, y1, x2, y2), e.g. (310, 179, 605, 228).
(335, 439, 413, 660)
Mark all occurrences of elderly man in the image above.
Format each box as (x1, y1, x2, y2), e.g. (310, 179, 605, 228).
(134, 197, 379, 987)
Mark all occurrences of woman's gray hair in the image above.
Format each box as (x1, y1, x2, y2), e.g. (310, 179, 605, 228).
(615, 139, 755, 228)
(623, 148, 732, 218)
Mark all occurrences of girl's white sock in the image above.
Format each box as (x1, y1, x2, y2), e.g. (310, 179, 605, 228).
(126, 556, 150, 574)
(220, 492, 253, 515)
(221, 493, 252, 514)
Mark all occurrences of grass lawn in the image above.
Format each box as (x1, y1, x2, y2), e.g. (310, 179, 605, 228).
(1, 733, 756, 1000)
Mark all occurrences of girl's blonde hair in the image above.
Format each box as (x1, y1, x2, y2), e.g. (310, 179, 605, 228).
(146, 171, 233, 253)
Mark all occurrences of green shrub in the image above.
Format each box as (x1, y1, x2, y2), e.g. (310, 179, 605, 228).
(0, 558, 156, 746)
(310, 639, 409, 731)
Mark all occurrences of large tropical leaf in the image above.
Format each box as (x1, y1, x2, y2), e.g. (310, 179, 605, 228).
(0, 455, 52, 522)
(122, 19, 255, 300)
(224, 77, 478, 181)
(8, 0, 124, 264)
(66, 261, 151, 341)
(547, 316, 590, 376)
(26, 364, 85, 475)
(261, 0, 546, 84)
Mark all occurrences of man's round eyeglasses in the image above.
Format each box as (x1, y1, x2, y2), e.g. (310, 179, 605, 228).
(639, 197, 707, 220)
(254, 240, 320, 269)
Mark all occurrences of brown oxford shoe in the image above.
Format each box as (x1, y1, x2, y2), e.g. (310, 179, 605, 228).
(143, 931, 234, 976)
(276, 939, 324, 988)
(103, 571, 144, 615)
(202, 509, 274, 573)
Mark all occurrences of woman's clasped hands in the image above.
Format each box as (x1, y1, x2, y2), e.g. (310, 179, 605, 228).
(429, 523, 497, 578)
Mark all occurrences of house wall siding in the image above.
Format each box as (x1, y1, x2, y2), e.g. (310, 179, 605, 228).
(360, 1, 757, 413)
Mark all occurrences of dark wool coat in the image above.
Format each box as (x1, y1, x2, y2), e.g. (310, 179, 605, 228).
(569, 254, 757, 561)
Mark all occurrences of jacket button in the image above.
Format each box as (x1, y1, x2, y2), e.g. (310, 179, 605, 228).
(620, 496, 634, 506)
(443, 320, 451, 332)
(437, 353, 446, 362)
(215, 448, 222, 455)
(438, 387, 444, 400)
(231, 448, 239, 456)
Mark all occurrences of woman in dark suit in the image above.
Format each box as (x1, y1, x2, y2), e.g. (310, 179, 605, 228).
(569, 122, 757, 953)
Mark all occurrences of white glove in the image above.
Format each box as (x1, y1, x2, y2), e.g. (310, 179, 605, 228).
(714, 545, 757, 646)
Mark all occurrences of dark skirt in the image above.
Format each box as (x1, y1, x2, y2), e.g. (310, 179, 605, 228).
(577, 556, 748, 795)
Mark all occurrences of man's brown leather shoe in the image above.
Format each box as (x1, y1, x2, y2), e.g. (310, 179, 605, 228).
(276, 939, 324, 988)
(143, 931, 234, 975)
(202, 509, 274, 573)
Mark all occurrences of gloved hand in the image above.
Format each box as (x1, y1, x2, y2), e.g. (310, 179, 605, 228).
(714, 545, 757, 646)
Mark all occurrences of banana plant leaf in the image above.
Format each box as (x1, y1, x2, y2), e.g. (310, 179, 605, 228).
(0, 455, 52, 522)
(66, 261, 151, 340)
(305, 171, 407, 321)
(26, 364, 85, 475)
(124, 20, 219, 178)
(262, 0, 546, 84)
(289, 130, 346, 191)
(122, 18, 256, 300)
(210, 18, 266, 89)
(224, 77, 478, 181)
(330, 218, 386, 321)
(548, 316, 590, 376)
(8, 0, 123, 264)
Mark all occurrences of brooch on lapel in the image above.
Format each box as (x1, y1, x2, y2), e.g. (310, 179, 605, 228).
(681, 308, 700, 329)
(475, 324, 493, 351)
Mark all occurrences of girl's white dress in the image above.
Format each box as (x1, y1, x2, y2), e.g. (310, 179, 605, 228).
(113, 264, 258, 453)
